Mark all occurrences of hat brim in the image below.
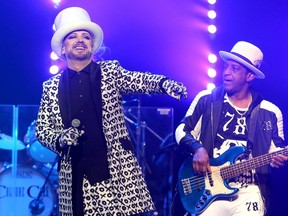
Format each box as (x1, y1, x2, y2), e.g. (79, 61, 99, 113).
(219, 51, 265, 79)
(51, 21, 103, 60)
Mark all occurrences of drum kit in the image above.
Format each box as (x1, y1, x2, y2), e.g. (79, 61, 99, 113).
(0, 121, 59, 215)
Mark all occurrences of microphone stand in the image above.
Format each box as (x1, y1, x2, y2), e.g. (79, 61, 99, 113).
(29, 155, 59, 215)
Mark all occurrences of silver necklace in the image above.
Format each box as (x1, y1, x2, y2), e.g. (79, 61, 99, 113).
(225, 94, 250, 117)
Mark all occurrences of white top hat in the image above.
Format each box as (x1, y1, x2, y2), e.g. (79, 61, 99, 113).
(51, 7, 104, 60)
(219, 41, 265, 79)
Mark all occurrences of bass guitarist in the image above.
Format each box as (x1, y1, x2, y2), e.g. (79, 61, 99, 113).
(175, 41, 288, 216)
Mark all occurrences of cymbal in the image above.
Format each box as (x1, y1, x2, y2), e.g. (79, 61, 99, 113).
(0, 133, 25, 150)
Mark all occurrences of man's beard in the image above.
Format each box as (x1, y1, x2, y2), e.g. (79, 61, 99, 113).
(66, 50, 93, 61)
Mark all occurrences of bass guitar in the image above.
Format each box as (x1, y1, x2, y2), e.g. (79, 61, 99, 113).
(178, 146, 288, 215)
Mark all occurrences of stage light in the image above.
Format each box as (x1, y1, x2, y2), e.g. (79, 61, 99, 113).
(49, 9, 60, 75)
(206, 0, 218, 90)
(52, 0, 61, 8)
(208, 24, 217, 34)
(208, 54, 217, 64)
(208, 0, 216, 5)
(49, 65, 59, 75)
(207, 68, 216, 78)
(207, 82, 215, 91)
(208, 10, 216, 19)
(50, 52, 59, 60)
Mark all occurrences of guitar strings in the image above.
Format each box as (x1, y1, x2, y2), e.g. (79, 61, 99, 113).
(182, 148, 288, 193)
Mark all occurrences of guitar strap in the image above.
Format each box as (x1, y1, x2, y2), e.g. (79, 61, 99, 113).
(247, 104, 260, 154)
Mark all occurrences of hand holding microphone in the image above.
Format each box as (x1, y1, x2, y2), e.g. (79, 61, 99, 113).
(29, 120, 83, 214)
(59, 119, 84, 148)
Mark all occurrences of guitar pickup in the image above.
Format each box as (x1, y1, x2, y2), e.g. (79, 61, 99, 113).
(207, 172, 214, 186)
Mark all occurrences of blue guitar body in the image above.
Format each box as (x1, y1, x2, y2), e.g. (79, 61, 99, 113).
(178, 146, 246, 215)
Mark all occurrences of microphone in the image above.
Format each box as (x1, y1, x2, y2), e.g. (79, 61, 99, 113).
(71, 118, 81, 128)
(66, 118, 81, 161)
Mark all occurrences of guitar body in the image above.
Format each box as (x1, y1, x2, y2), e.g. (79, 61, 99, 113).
(178, 146, 246, 215)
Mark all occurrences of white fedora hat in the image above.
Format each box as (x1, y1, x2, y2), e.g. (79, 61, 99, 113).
(51, 7, 104, 59)
(219, 41, 265, 79)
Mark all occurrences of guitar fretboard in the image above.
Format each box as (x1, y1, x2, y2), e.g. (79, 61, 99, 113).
(220, 148, 288, 180)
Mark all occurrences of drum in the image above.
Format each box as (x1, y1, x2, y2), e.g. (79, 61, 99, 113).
(27, 141, 58, 164)
(0, 166, 57, 215)
(24, 121, 58, 164)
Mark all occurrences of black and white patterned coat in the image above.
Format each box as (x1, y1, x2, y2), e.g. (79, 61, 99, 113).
(36, 60, 168, 215)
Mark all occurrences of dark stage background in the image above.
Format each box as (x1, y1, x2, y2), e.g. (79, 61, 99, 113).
(0, 0, 288, 215)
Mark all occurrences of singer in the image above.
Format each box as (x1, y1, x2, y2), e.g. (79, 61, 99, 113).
(35, 7, 187, 216)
